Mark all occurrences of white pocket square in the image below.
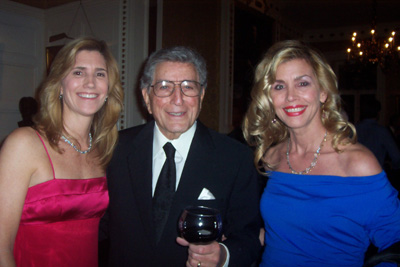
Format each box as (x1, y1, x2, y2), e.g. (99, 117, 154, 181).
(198, 188, 216, 200)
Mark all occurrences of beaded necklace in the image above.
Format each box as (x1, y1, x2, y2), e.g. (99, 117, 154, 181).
(61, 133, 92, 154)
(286, 131, 327, 175)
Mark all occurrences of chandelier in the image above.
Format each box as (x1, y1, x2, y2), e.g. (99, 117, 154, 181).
(346, 0, 400, 70)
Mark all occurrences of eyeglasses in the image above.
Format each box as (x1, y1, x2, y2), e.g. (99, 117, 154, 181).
(150, 80, 203, 97)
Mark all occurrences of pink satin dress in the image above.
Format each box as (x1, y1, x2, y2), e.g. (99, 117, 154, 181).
(13, 132, 109, 267)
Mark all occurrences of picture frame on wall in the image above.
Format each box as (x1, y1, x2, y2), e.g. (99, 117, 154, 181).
(45, 45, 64, 74)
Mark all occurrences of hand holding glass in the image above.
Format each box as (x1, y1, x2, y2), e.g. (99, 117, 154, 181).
(178, 206, 222, 244)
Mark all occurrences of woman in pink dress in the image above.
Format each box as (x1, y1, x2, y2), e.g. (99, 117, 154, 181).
(0, 37, 124, 266)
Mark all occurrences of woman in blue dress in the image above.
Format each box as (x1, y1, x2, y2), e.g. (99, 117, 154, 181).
(243, 40, 400, 266)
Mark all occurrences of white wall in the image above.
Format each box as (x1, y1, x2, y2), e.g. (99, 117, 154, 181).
(0, 0, 149, 142)
(0, 1, 45, 142)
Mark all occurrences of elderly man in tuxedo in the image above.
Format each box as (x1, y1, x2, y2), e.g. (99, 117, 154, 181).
(99, 46, 261, 267)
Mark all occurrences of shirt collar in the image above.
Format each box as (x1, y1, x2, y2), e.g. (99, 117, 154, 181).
(153, 121, 197, 162)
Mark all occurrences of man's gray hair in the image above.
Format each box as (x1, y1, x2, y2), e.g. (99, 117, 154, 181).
(140, 46, 208, 90)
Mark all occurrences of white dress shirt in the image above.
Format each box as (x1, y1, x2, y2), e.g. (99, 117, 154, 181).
(151, 121, 196, 196)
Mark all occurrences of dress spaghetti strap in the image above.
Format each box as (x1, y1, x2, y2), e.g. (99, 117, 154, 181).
(35, 131, 56, 179)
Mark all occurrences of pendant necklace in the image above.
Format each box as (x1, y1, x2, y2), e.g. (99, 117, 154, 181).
(286, 131, 327, 175)
(61, 133, 92, 154)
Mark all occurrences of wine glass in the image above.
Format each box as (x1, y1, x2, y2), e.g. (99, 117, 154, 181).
(178, 206, 223, 244)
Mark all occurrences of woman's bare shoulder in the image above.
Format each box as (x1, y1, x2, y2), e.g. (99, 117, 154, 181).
(339, 142, 382, 177)
(3, 127, 40, 147)
(0, 127, 45, 188)
(0, 127, 45, 161)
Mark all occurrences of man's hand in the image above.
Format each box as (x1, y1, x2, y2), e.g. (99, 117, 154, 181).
(176, 237, 227, 267)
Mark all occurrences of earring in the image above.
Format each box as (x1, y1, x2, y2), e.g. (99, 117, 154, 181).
(105, 96, 108, 103)
(272, 118, 277, 124)
(59, 94, 63, 100)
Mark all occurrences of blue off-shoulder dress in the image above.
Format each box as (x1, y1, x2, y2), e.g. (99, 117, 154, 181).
(260, 171, 400, 267)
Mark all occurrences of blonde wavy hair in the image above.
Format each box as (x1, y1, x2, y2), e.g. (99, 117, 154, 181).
(34, 37, 124, 169)
(243, 40, 356, 172)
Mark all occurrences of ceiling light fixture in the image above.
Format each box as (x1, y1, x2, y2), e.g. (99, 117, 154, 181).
(346, 0, 399, 70)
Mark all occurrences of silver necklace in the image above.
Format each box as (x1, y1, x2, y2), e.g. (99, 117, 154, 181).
(61, 133, 92, 154)
(286, 131, 327, 175)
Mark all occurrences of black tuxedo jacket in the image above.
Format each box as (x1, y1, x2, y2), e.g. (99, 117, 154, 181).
(99, 121, 261, 266)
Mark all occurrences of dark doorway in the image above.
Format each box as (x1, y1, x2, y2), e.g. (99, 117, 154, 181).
(233, 3, 274, 130)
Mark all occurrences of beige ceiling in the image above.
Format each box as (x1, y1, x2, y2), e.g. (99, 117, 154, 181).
(10, 0, 78, 9)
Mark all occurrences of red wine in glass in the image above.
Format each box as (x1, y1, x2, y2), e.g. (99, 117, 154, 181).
(178, 206, 222, 244)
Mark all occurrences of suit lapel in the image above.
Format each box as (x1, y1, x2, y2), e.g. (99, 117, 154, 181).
(126, 122, 155, 246)
(175, 121, 215, 201)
